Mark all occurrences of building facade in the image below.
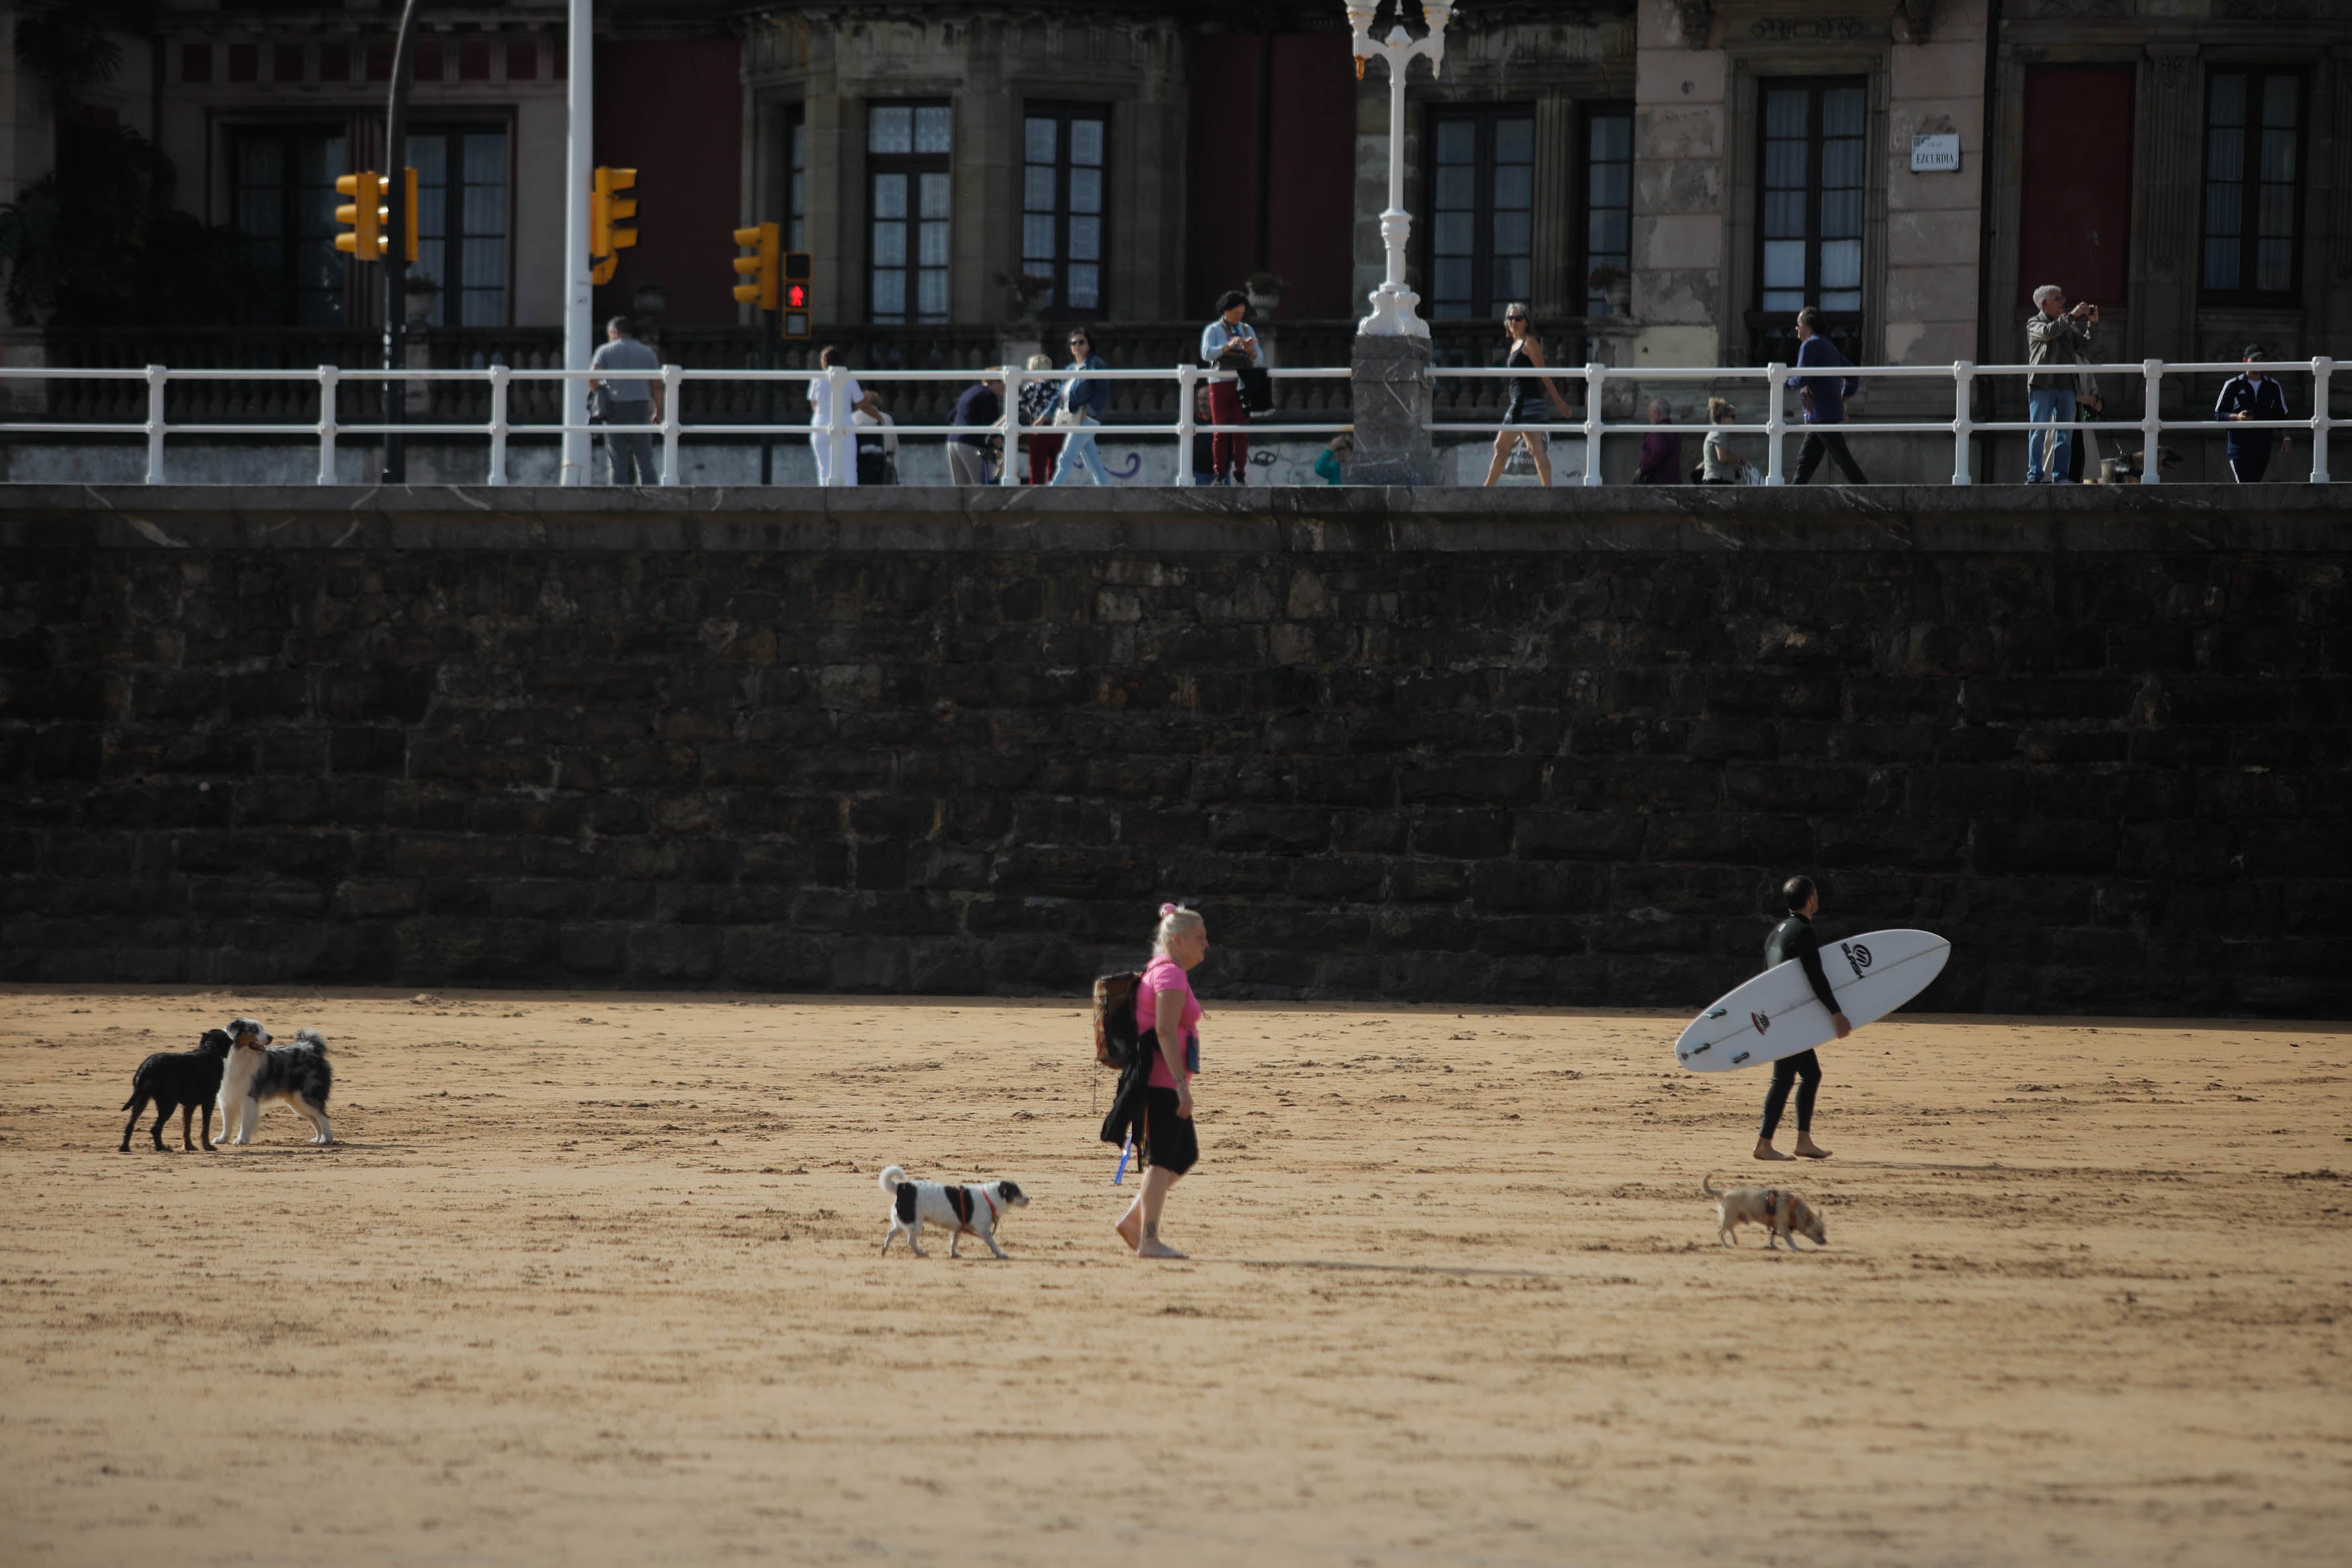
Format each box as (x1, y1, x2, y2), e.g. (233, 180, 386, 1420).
(1, 0, 2346, 439)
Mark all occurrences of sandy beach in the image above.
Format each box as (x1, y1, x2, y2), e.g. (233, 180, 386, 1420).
(3, 986, 2346, 1565)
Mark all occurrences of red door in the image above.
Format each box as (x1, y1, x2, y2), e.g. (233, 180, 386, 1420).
(2017, 66, 2135, 308)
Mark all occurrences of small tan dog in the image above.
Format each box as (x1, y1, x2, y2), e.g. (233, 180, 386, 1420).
(1703, 1173, 1828, 1251)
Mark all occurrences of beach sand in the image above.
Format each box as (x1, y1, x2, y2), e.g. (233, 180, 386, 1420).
(3, 986, 2346, 1565)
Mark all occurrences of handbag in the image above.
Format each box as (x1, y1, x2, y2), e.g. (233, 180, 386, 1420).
(1052, 406, 1087, 428)
(1236, 363, 1273, 414)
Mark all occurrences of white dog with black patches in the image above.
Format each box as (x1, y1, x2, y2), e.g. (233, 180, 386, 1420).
(878, 1164, 1028, 1258)
(216, 1020, 335, 1146)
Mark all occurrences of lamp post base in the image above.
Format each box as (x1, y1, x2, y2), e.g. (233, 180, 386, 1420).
(1343, 333, 1439, 486)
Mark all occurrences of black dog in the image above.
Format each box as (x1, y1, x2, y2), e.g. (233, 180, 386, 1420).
(119, 1029, 233, 1151)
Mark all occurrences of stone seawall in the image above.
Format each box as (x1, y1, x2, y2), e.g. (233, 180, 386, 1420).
(3, 485, 2345, 1015)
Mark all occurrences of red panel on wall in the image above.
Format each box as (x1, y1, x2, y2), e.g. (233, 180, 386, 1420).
(1265, 33, 1356, 320)
(592, 39, 745, 326)
(1186, 36, 1265, 319)
(2017, 66, 2134, 307)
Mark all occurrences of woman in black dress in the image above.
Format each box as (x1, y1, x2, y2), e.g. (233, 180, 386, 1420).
(1481, 303, 1576, 486)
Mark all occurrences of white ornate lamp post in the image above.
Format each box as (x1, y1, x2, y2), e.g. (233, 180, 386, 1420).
(1346, 0, 1454, 338)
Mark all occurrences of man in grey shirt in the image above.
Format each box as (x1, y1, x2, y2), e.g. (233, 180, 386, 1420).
(589, 315, 663, 484)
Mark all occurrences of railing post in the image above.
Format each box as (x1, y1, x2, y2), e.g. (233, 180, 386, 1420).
(659, 364, 682, 486)
(1582, 362, 1605, 486)
(144, 364, 167, 484)
(2310, 357, 2332, 484)
(2141, 359, 2164, 486)
(1764, 361, 1787, 485)
(485, 364, 509, 486)
(1174, 363, 1198, 485)
(1950, 361, 1974, 486)
(998, 364, 1024, 486)
(316, 365, 339, 485)
(824, 363, 849, 487)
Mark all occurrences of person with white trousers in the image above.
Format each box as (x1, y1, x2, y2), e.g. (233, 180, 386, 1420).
(805, 344, 862, 486)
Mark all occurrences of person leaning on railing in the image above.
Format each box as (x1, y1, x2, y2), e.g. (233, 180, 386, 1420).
(948, 372, 1004, 486)
(589, 315, 662, 486)
(1018, 353, 1063, 484)
(1199, 291, 1259, 485)
(805, 345, 864, 488)
(2024, 283, 2096, 484)
(1694, 398, 1757, 484)
(2215, 343, 2292, 484)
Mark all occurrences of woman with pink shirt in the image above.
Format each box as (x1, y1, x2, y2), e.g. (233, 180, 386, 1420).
(1114, 903, 1206, 1259)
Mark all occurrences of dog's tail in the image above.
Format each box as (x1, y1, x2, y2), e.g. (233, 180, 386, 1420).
(1702, 1172, 1723, 1198)
(292, 1028, 328, 1054)
(878, 1164, 908, 1194)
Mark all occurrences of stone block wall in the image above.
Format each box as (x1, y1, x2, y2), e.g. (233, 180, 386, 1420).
(2, 485, 2345, 1016)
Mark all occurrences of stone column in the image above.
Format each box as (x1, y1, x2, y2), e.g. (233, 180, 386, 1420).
(1533, 95, 1577, 317)
(1630, 0, 1727, 371)
(2132, 44, 2202, 368)
(1345, 334, 1437, 486)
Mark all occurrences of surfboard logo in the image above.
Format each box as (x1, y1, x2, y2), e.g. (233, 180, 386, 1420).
(1841, 940, 1873, 978)
(1750, 1011, 1771, 1035)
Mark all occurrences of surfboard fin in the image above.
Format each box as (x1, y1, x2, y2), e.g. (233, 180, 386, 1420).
(1704, 1007, 1727, 1019)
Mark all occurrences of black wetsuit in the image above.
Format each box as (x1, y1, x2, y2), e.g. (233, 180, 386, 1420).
(1759, 913, 1838, 1139)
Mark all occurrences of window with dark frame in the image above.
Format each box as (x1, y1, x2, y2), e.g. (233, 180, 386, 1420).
(231, 125, 349, 326)
(408, 126, 511, 326)
(1757, 78, 1866, 333)
(1425, 105, 1534, 320)
(2202, 69, 2302, 303)
(1020, 103, 1109, 318)
(1582, 103, 1633, 315)
(788, 104, 807, 253)
(868, 101, 951, 324)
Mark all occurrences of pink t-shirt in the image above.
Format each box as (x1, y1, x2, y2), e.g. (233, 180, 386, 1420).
(1134, 956, 1201, 1089)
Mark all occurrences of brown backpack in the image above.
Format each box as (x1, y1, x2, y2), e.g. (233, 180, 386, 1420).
(1091, 972, 1146, 1068)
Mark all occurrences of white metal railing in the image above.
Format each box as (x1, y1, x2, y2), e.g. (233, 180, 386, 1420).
(0, 357, 2335, 486)
(1428, 357, 2335, 486)
(0, 363, 1350, 487)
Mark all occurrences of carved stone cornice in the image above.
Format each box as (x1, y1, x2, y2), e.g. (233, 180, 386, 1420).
(1893, 0, 1934, 42)
(1668, 0, 1712, 49)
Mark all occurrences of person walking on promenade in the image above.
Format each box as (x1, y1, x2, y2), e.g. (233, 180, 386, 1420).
(1755, 875, 1846, 1162)
(590, 316, 661, 485)
(1109, 903, 1208, 1259)
(1018, 353, 1063, 484)
(1787, 307, 1867, 485)
(1199, 291, 1258, 484)
(1635, 396, 1683, 484)
(1696, 397, 1756, 484)
(1481, 302, 1574, 486)
(948, 372, 1004, 486)
(2024, 283, 2096, 483)
(853, 392, 899, 486)
(2215, 344, 2293, 484)
(805, 345, 864, 488)
(1051, 326, 1113, 485)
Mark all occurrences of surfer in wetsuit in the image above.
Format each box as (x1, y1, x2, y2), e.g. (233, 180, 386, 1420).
(1755, 875, 1848, 1162)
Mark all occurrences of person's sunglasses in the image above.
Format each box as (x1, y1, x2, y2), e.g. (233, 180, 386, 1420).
(1505, 313, 1527, 321)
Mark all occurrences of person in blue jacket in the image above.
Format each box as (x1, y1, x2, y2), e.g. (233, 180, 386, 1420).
(2214, 345, 2293, 484)
(1049, 327, 1113, 485)
(1787, 307, 1868, 485)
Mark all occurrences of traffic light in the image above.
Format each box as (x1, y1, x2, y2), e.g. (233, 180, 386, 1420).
(590, 166, 638, 286)
(732, 221, 779, 312)
(335, 170, 384, 259)
(333, 170, 419, 261)
(781, 251, 813, 339)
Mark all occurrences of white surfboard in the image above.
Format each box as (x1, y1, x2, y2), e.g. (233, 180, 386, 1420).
(1673, 928, 1950, 1072)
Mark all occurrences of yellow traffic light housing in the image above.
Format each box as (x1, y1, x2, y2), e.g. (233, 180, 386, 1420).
(335, 170, 385, 259)
(591, 167, 638, 285)
(780, 251, 813, 339)
(733, 221, 780, 312)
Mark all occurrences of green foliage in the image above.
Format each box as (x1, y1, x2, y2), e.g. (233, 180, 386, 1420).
(0, 125, 269, 327)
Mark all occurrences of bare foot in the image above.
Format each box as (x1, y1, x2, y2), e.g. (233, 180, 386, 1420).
(1793, 1138, 1832, 1160)
(1135, 1237, 1188, 1259)
(1113, 1213, 1142, 1253)
(1753, 1141, 1796, 1161)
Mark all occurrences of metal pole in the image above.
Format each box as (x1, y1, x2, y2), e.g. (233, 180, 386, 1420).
(317, 364, 339, 484)
(1950, 361, 1973, 486)
(2140, 359, 2163, 486)
(2310, 357, 2331, 484)
(660, 363, 681, 486)
(1581, 363, 1604, 486)
(1764, 363, 1787, 484)
(760, 313, 775, 484)
(998, 364, 1024, 486)
(1173, 363, 1197, 485)
(381, 0, 421, 484)
(144, 364, 166, 484)
(823, 363, 847, 486)
(559, 0, 594, 485)
(487, 363, 509, 485)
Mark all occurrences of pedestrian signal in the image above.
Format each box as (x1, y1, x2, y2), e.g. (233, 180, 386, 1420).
(732, 221, 780, 313)
(591, 167, 638, 285)
(781, 251, 813, 339)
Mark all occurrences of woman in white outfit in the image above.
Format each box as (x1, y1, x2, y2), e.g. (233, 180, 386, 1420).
(806, 345, 862, 486)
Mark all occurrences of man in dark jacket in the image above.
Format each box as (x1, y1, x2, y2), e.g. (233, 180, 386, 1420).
(2214, 344, 2293, 484)
(1755, 875, 1848, 1162)
(1787, 308, 1867, 485)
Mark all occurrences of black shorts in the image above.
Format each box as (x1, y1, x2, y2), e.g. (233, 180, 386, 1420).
(1140, 1085, 1199, 1176)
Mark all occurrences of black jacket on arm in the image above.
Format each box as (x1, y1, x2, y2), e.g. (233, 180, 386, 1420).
(1765, 913, 1840, 1014)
